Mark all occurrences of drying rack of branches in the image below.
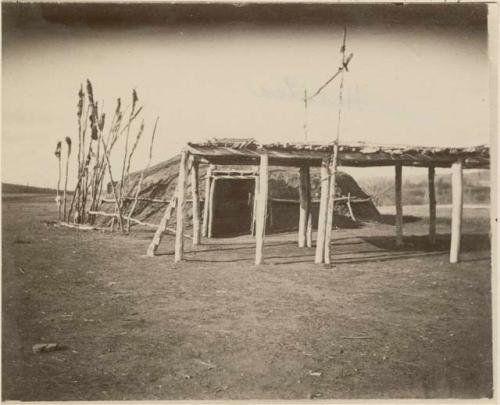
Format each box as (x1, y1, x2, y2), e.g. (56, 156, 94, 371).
(53, 80, 159, 233)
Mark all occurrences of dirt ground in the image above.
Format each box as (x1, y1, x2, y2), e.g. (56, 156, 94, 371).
(2, 194, 493, 400)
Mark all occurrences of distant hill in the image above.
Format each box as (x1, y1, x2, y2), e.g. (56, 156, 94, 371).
(359, 170, 490, 206)
(2, 183, 57, 195)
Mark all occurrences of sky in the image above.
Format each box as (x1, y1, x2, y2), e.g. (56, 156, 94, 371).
(1, 3, 490, 189)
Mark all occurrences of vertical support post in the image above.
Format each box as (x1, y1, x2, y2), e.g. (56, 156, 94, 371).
(207, 176, 216, 238)
(488, 3, 498, 283)
(428, 166, 436, 245)
(174, 150, 189, 262)
(298, 166, 310, 248)
(251, 173, 260, 236)
(315, 158, 330, 264)
(324, 144, 339, 264)
(395, 163, 403, 247)
(255, 154, 269, 265)
(190, 157, 201, 245)
(450, 160, 463, 264)
(202, 165, 213, 237)
(305, 167, 313, 248)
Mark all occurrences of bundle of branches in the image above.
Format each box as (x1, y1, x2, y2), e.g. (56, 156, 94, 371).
(63, 80, 146, 231)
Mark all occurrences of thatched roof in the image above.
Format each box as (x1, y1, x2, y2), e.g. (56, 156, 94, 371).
(187, 139, 489, 169)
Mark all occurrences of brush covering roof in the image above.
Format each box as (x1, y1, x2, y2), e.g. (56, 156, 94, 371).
(187, 139, 489, 169)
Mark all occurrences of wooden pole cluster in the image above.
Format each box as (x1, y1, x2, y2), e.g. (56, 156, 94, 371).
(147, 151, 200, 258)
(60, 81, 147, 232)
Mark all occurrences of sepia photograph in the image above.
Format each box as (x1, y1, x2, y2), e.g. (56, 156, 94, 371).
(1, 1, 496, 400)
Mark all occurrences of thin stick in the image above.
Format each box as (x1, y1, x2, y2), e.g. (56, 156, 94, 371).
(88, 210, 184, 237)
(54, 142, 62, 220)
(90, 108, 120, 219)
(94, 105, 123, 215)
(100, 136, 124, 232)
(306, 52, 352, 102)
(67, 153, 89, 222)
(127, 117, 159, 232)
(76, 100, 90, 220)
(146, 195, 178, 256)
(119, 90, 139, 202)
(346, 192, 356, 222)
(303, 89, 308, 141)
(76, 86, 84, 219)
(63, 137, 72, 221)
(339, 336, 373, 340)
(123, 119, 145, 200)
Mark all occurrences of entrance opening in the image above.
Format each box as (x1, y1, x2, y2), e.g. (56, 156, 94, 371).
(211, 178, 255, 237)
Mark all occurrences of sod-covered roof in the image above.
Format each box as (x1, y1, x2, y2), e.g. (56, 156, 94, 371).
(187, 139, 489, 169)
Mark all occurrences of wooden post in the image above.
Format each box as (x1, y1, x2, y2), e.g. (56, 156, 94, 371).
(324, 144, 339, 264)
(174, 150, 189, 262)
(395, 163, 403, 247)
(346, 193, 356, 222)
(305, 167, 313, 248)
(450, 160, 463, 264)
(202, 165, 213, 237)
(207, 176, 217, 238)
(315, 158, 330, 264)
(255, 154, 269, 265)
(190, 157, 201, 245)
(298, 166, 309, 248)
(146, 194, 177, 256)
(428, 166, 436, 245)
(251, 174, 260, 236)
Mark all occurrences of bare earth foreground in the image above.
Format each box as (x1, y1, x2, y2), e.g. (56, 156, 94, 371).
(2, 194, 492, 400)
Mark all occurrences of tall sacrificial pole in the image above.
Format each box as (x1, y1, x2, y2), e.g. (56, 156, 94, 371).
(308, 26, 353, 264)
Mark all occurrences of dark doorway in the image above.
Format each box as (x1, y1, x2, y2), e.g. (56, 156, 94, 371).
(212, 178, 255, 237)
